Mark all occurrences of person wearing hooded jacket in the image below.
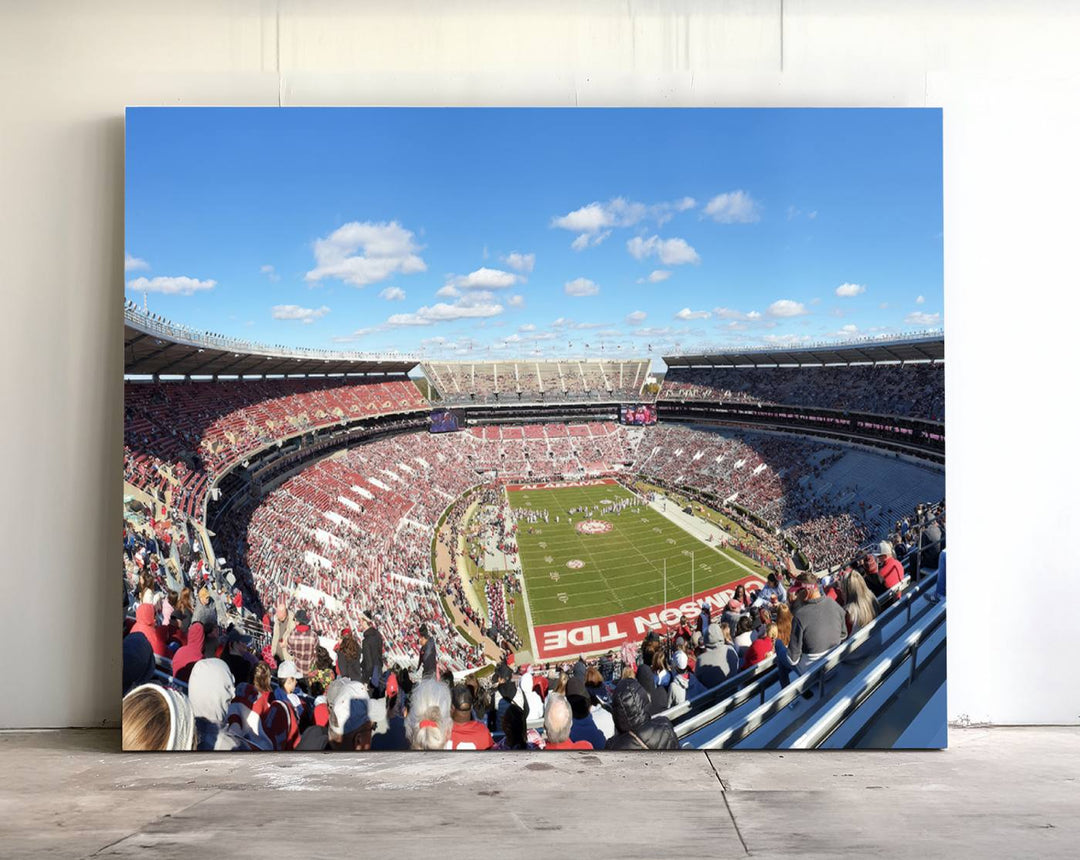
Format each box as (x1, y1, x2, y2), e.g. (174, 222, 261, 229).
(188, 658, 253, 750)
(131, 603, 169, 657)
(171, 621, 207, 683)
(668, 650, 705, 707)
(604, 679, 678, 750)
(695, 624, 740, 689)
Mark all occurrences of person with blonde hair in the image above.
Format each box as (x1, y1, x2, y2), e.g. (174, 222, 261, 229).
(842, 569, 877, 634)
(405, 678, 453, 750)
(122, 684, 196, 751)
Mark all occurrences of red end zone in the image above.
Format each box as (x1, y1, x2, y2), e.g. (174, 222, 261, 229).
(531, 574, 765, 662)
(505, 477, 618, 492)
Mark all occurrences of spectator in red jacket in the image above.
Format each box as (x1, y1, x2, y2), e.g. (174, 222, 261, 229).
(130, 602, 169, 657)
(741, 624, 778, 670)
(172, 621, 207, 682)
(877, 541, 906, 590)
(448, 684, 494, 750)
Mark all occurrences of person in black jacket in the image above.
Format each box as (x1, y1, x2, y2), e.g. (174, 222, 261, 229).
(359, 614, 384, 694)
(604, 679, 679, 750)
(417, 624, 437, 679)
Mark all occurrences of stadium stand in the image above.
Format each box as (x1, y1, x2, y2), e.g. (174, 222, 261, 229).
(422, 358, 650, 404)
(659, 332, 945, 421)
(661, 364, 944, 421)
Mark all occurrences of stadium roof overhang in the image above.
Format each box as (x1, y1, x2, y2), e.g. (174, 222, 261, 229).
(124, 319, 417, 377)
(663, 334, 945, 368)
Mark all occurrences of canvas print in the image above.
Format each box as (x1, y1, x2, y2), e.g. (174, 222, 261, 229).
(122, 108, 945, 751)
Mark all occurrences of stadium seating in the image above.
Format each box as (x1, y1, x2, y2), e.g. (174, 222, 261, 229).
(422, 359, 650, 404)
(124, 377, 427, 520)
(660, 363, 944, 421)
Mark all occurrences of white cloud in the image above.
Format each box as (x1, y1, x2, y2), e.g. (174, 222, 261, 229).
(703, 190, 761, 223)
(553, 197, 696, 249)
(126, 276, 216, 296)
(836, 324, 859, 336)
(444, 267, 521, 291)
(564, 277, 599, 297)
(625, 310, 647, 325)
(767, 299, 809, 318)
(627, 235, 700, 266)
(675, 307, 711, 320)
(713, 307, 764, 322)
(762, 334, 813, 345)
(570, 230, 611, 251)
(125, 253, 149, 272)
(259, 264, 280, 282)
(379, 287, 406, 301)
(519, 323, 536, 332)
(507, 294, 525, 308)
(436, 285, 461, 298)
(835, 282, 866, 297)
(503, 252, 536, 273)
(305, 221, 426, 288)
(636, 269, 671, 284)
(272, 304, 330, 324)
(916, 295, 926, 304)
(387, 301, 503, 326)
(905, 311, 941, 326)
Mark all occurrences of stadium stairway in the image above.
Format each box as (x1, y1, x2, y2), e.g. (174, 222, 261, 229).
(669, 573, 944, 749)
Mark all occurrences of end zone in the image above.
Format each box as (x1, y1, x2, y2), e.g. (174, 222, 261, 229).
(532, 574, 765, 661)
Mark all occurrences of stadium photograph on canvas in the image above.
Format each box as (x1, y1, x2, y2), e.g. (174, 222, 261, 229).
(122, 108, 945, 751)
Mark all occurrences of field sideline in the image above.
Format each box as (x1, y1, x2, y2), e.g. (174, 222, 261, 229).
(507, 479, 770, 627)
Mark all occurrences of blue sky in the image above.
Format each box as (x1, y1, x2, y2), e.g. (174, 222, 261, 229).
(125, 108, 942, 365)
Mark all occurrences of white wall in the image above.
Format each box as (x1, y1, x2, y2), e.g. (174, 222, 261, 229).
(1, 0, 1077, 728)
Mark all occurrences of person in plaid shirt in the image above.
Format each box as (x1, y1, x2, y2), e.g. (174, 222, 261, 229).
(286, 609, 319, 674)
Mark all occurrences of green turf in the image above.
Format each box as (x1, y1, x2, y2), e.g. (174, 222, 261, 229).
(508, 481, 767, 626)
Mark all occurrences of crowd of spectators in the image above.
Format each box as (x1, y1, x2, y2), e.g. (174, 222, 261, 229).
(660, 363, 945, 421)
(124, 491, 943, 751)
(632, 425, 875, 569)
(214, 431, 488, 675)
(124, 377, 428, 520)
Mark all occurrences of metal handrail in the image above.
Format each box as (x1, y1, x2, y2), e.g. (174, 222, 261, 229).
(675, 571, 938, 743)
(690, 572, 939, 748)
(783, 600, 946, 748)
(124, 302, 418, 363)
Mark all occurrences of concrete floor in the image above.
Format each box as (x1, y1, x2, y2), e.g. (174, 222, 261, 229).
(1, 727, 1076, 859)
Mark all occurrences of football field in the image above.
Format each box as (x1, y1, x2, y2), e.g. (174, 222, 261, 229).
(508, 479, 768, 628)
